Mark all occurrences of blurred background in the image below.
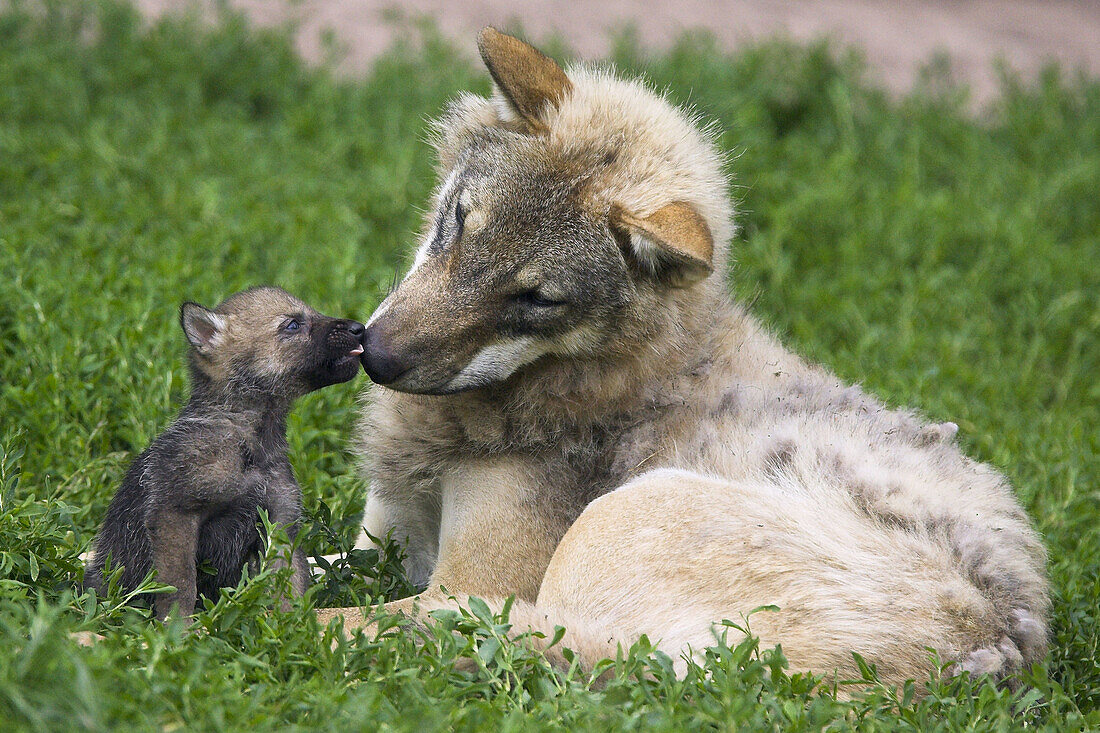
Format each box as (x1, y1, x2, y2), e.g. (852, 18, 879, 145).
(137, 0, 1100, 104)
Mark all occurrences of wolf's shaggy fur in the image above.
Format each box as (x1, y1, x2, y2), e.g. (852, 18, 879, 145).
(323, 29, 1049, 686)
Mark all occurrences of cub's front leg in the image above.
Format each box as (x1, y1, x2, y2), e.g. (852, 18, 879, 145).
(146, 508, 200, 619)
(263, 472, 311, 597)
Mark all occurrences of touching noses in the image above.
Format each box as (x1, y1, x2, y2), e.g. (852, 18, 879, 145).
(343, 320, 366, 339)
(360, 323, 412, 385)
(336, 320, 365, 342)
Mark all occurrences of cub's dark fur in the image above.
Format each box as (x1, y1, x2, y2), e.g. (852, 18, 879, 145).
(84, 287, 366, 619)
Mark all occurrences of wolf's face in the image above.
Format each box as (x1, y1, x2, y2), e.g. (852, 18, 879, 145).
(363, 137, 635, 394)
(182, 286, 366, 397)
(363, 29, 727, 395)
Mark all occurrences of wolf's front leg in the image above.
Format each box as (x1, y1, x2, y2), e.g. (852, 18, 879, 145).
(427, 456, 570, 602)
(355, 489, 441, 591)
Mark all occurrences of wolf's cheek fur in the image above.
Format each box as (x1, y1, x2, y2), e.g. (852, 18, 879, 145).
(442, 321, 605, 392)
(445, 337, 550, 392)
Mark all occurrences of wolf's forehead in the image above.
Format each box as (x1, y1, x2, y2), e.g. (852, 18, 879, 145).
(461, 162, 583, 225)
(414, 141, 607, 276)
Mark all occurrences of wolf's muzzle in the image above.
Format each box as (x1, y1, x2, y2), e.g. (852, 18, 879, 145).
(360, 325, 412, 386)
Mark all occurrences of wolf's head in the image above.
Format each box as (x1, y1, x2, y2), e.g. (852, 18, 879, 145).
(181, 286, 365, 400)
(363, 29, 733, 395)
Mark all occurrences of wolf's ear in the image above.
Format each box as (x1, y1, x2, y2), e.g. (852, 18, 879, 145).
(477, 27, 573, 133)
(180, 302, 226, 353)
(611, 202, 715, 287)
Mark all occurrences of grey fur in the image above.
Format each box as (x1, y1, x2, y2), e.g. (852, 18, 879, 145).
(84, 287, 365, 619)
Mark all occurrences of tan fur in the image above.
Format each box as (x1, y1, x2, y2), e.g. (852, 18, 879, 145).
(478, 27, 573, 133)
(611, 201, 715, 286)
(330, 30, 1049, 689)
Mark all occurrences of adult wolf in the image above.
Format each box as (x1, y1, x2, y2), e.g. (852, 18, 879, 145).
(321, 28, 1049, 686)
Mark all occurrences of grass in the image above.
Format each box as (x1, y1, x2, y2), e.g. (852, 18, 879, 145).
(1, 1, 1098, 729)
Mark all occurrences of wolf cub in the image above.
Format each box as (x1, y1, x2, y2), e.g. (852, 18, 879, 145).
(85, 287, 366, 619)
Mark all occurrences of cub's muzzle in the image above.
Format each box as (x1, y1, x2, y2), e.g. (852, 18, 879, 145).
(308, 318, 367, 389)
(327, 319, 366, 357)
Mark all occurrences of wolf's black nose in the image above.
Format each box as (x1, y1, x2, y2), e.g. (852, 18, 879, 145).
(361, 326, 411, 385)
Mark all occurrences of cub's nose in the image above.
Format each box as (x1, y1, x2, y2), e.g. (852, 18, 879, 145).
(329, 319, 367, 356)
(333, 319, 366, 338)
(361, 325, 411, 385)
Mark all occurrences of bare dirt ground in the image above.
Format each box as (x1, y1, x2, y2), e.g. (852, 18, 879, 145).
(138, 1, 1100, 103)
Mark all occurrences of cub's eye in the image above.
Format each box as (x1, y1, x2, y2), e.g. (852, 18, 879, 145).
(514, 290, 567, 309)
(283, 319, 302, 333)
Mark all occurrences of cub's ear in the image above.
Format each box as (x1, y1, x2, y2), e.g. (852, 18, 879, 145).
(180, 302, 226, 353)
(611, 202, 715, 287)
(477, 27, 573, 133)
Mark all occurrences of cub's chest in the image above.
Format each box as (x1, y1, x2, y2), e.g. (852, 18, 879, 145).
(190, 440, 292, 509)
(236, 448, 294, 498)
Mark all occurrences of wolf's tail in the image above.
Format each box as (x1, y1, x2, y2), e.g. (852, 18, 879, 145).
(956, 609, 1048, 680)
(944, 516, 1050, 680)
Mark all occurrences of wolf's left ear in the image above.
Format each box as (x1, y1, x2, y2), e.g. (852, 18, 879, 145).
(611, 202, 715, 287)
(180, 302, 226, 353)
(478, 27, 573, 133)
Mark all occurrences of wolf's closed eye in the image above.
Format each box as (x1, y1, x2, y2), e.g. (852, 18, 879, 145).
(514, 290, 566, 308)
(454, 199, 466, 237)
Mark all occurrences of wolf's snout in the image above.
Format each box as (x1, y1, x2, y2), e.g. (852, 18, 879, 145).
(361, 325, 412, 385)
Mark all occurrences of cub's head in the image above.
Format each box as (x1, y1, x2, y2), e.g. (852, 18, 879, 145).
(362, 28, 733, 394)
(181, 286, 365, 399)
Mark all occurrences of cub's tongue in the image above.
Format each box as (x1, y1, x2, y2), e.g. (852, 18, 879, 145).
(350, 345, 364, 356)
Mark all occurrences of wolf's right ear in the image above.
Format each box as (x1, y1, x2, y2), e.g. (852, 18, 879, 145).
(611, 202, 715, 288)
(477, 27, 573, 133)
(180, 302, 226, 353)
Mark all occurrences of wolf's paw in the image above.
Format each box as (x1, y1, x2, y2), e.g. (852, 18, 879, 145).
(955, 608, 1047, 680)
(957, 646, 1007, 676)
(71, 630, 105, 646)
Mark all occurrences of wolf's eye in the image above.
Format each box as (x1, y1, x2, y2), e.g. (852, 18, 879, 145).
(454, 200, 466, 236)
(283, 319, 301, 333)
(514, 290, 566, 309)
